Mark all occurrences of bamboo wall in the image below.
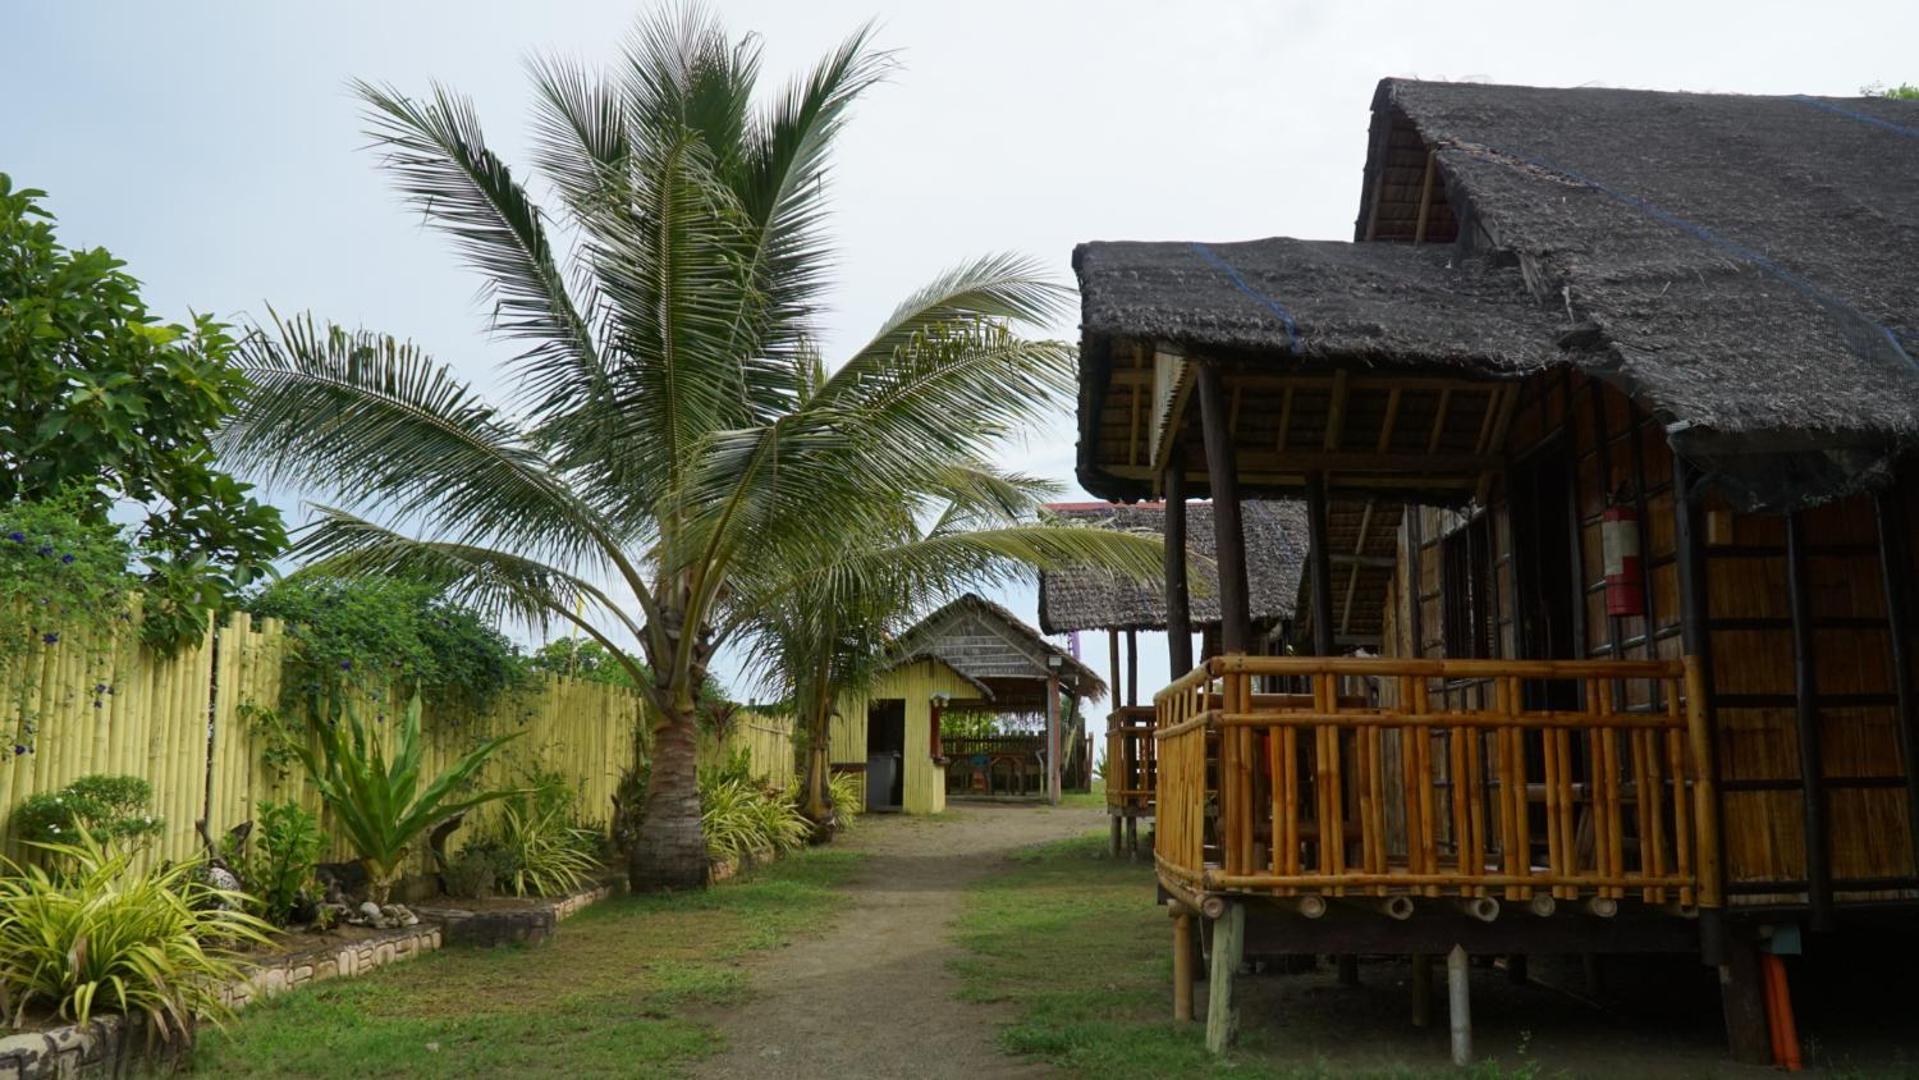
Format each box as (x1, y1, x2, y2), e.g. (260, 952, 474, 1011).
(1384, 367, 1919, 909)
(0, 613, 794, 872)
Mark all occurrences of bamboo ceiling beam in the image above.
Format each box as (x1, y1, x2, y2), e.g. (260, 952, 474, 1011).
(1341, 500, 1376, 636)
(1275, 386, 1295, 453)
(1376, 388, 1403, 455)
(1427, 388, 1453, 454)
(1324, 368, 1350, 451)
(1147, 346, 1195, 477)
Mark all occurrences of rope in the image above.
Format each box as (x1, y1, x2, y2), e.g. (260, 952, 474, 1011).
(1789, 95, 1919, 141)
(1190, 242, 1305, 354)
(1445, 141, 1915, 372)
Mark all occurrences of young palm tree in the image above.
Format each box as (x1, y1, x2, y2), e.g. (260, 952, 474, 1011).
(222, 6, 1159, 890)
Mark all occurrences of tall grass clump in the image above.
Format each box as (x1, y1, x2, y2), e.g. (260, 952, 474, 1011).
(699, 752, 808, 864)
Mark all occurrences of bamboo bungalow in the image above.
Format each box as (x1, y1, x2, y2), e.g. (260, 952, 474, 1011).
(1038, 500, 1310, 853)
(829, 594, 1103, 813)
(1073, 79, 1919, 1061)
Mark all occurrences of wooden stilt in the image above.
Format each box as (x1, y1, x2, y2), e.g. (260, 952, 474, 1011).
(1111, 814, 1123, 856)
(1447, 945, 1472, 1067)
(1173, 910, 1196, 1022)
(1126, 629, 1139, 708)
(1337, 954, 1360, 987)
(1126, 815, 1139, 859)
(1411, 953, 1434, 1028)
(1205, 903, 1246, 1054)
(1718, 936, 1773, 1065)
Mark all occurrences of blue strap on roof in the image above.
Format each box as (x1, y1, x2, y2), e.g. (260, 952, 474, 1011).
(1789, 95, 1919, 141)
(1453, 143, 1916, 373)
(1190, 242, 1305, 354)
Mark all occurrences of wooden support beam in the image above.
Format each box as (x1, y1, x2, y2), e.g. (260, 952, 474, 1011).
(1307, 472, 1338, 657)
(1205, 903, 1245, 1053)
(1126, 629, 1139, 708)
(1672, 456, 1727, 964)
(1785, 512, 1835, 930)
(1408, 507, 1426, 655)
(1165, 454, 1194, 676)
(1872, 488, 1919, 880)
(1127, 343, 1146, 467)
(1333, 553, 1398, 570)
(1198, 364, 1253, 653)
(1718, 935, 1774, 1065)
(1414, 149, 1439, 244)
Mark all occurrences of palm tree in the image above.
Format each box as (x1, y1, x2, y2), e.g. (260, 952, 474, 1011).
(222, 6, 1160, 890)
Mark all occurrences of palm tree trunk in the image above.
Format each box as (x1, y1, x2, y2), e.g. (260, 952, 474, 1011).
(629, 704, 706, 891)
(801, 735, 834, 838)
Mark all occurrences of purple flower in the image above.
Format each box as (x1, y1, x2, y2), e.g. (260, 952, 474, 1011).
(41, 632, 58, 646)
(11, 745, 24, 757)
(339, 659, 353, 670)
(35, 544, 53, 557)
(5, 532, 23, 543)
(60, 554, 74, 565)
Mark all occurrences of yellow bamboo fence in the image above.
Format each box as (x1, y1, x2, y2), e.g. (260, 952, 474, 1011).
(0, 613, 795, 873)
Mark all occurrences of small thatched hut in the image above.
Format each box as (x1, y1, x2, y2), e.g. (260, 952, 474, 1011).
(1072, 78, 1919, 1061)
(828, 595, 1102, 814)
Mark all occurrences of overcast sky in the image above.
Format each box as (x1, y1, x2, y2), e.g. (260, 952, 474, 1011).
(8, 0, 1915, 709)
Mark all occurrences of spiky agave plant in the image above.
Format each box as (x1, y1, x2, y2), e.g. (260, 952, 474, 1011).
(221, 4, 1161, 891)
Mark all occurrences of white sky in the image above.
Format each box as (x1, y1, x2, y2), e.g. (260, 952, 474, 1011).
(8, 0, 1914, 710)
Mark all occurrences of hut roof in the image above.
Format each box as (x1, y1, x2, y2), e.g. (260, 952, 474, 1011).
(1076, 79, 1919, 510)
(1035, 500, 1308, 634)
(889, 594, 1105, 707)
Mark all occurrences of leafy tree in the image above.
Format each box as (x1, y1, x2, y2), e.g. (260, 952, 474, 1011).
(1864, 82, 1919, 99)
(221, 6, 1159, 890)
(0, 175, 285, 652)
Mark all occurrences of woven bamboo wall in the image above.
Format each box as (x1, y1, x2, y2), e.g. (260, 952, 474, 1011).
(1384, 367, 1919, 907)
(1, 613, 794, 872)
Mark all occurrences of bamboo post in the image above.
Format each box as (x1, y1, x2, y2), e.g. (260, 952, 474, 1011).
(1205, 902, 1245, 1054)
(1683, 655, 1717, 907)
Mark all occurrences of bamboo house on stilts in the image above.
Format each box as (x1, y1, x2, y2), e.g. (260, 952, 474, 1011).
(1038, 501, 1310, 856)
(1072, 80, 1919, 1062)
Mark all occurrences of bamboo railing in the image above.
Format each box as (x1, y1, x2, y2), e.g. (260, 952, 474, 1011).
(1154, 655, 1721, 908)
(1105, 705, 1157, 813)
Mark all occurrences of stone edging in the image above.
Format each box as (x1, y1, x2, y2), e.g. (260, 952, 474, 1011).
(0, 879, 621, 1079)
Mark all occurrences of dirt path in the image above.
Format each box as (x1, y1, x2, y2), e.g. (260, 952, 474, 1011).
(694, 801, 1104, 1080)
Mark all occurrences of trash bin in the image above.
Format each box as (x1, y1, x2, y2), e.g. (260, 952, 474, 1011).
(866, 751, 901, 811)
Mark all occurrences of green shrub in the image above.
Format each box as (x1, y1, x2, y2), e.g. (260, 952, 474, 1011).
(828, 770, 863, 828)
(0, 830, 273, 1041)
(11, 774, 164, 851)
(442, 843, 509, 900)
(227, 801, 326, 926)
(700, 776, 808, 864)
(456, 769, 602, 898)
(296, 695, 522, 904)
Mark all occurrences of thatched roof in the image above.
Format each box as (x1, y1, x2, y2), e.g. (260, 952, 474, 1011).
(1036, 501, 1307, 634)
(1077, 79, 1919, 510)
(890, 594, 1105, 707)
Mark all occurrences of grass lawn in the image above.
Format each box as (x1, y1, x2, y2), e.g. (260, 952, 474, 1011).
(951, 833, 1560, 1079)
(185, 848, 862, 1078)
